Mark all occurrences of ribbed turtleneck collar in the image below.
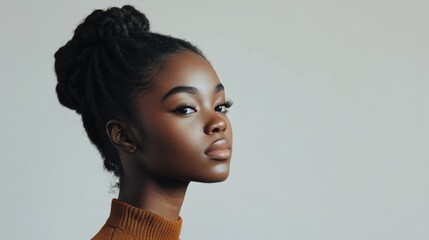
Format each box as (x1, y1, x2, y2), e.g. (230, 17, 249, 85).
(105, 198, 182, 240)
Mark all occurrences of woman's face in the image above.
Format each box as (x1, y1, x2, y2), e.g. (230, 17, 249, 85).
(133, 51, 233, 183)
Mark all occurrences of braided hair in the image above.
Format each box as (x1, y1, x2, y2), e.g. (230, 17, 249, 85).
(54, 5, 205, 187)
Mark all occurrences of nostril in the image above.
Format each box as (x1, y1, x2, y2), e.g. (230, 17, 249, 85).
(205, 116, 227, 135)
(208, 126, 223, 135)
(213, 125, 226, 134)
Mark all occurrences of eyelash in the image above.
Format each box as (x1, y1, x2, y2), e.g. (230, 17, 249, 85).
(216, 99, 234, 113)
(174, 99, 234, 115)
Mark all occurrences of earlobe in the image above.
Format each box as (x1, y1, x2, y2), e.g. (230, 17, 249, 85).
(105, 120, 137, 153)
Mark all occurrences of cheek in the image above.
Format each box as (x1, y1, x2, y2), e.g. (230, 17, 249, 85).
(142, 117, 205, 175)
(155, 118, 201, 150)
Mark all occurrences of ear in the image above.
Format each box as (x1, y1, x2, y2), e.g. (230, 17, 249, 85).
(105, 119, 138, 153)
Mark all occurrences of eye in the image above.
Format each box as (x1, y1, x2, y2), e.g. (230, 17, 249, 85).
(215, 99, 234, 113)
(173, 105, 196, 115)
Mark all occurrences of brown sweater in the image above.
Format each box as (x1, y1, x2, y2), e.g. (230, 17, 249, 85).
(91, 199, 183, 240)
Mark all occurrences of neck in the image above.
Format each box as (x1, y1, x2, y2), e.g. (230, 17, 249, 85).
(118, 171, 190, 221)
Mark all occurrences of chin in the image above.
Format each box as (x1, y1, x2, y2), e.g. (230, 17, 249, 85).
(194, 169, 230, 183)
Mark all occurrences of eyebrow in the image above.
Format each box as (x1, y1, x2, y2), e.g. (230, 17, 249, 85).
(161, 83, 224, 102)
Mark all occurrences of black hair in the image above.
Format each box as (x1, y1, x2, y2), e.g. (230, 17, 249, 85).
(54, 5, 205, 188)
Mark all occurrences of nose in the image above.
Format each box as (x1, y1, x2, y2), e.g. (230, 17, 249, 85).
(204, 113, 228, 135)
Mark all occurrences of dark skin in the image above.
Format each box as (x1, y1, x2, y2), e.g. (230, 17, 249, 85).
(105, 52, 233, 221)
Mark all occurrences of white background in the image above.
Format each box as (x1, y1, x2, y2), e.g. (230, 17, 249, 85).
(1, 0, 428, 239)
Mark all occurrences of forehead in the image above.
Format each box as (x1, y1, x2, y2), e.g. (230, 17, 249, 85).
(149, 52, 221, 96)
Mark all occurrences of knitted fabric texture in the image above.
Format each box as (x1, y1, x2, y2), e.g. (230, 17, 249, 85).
(92, 198, 182, 240)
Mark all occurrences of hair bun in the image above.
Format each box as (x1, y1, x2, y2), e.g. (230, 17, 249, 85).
(73, 5, 150, 45)
(54, 5, 150, 114)
(94, 5, 150, 40)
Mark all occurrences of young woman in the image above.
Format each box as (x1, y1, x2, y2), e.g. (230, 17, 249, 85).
(54, 5, 233, 240)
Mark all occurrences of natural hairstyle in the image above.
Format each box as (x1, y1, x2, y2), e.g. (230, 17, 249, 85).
(54, 5, 205, 188)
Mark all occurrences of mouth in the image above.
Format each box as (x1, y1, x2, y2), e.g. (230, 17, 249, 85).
(205, 138, 231, 160)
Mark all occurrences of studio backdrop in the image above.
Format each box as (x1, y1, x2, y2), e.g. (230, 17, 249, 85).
(1, 0, 428, 239)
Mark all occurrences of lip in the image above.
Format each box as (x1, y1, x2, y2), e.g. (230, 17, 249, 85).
(205, 138, 231, 160)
